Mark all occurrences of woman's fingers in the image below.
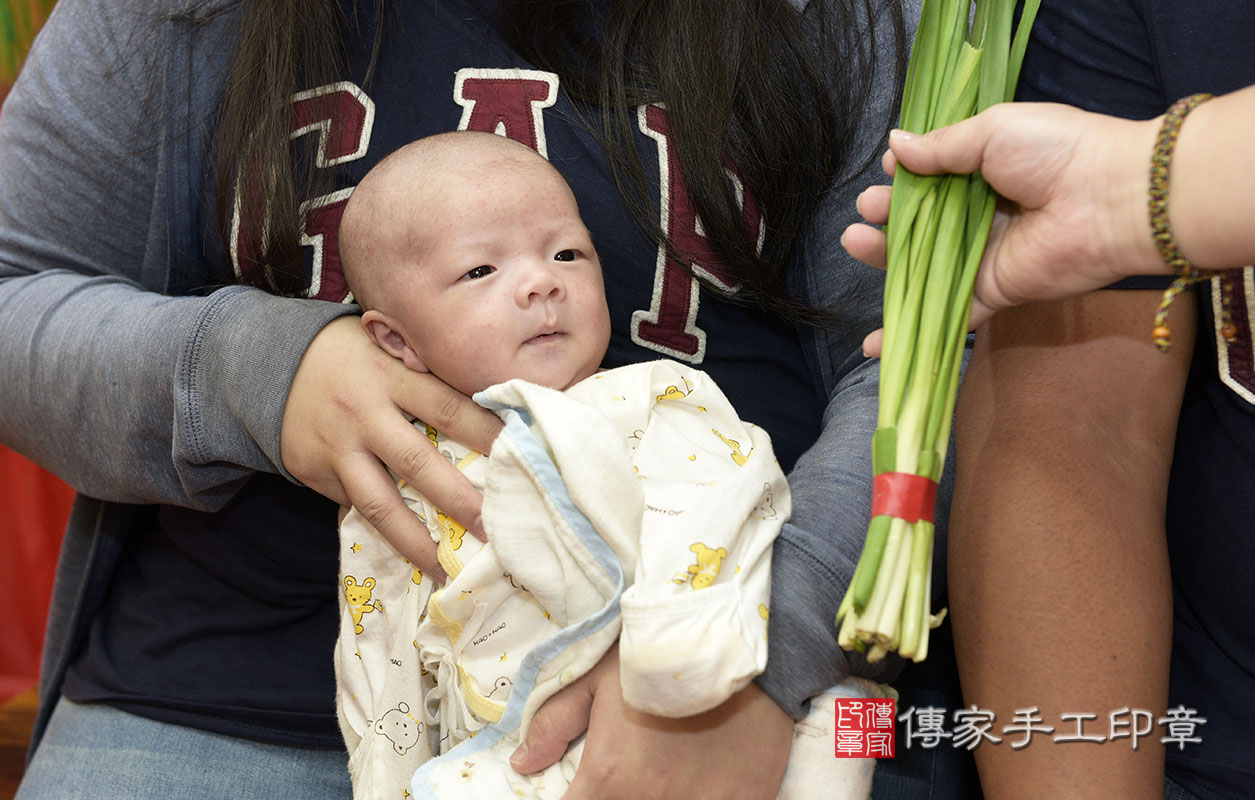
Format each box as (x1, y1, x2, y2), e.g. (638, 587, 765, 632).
(338, 451, 445, 580)
(841, 222, 888, 270)
(395, 370, 503, 459)
(887, 119, 989, 177)
(384, 368, 502, 544)
(881, 145, 899, 177)
(510, 665, 597, 773)
(282, 317, 498, 560)
(371, 408, 488, 543)
(862, 328, 885, 358)
(564, 679, 791, 800)
(856, 184, 892, 226)
(513, 645, 792, 800)
(842, 184, 892, 272)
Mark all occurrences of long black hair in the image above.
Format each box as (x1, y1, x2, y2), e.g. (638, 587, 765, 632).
(215, 0, 907, 321)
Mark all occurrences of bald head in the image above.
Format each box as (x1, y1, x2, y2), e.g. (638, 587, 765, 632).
(340, 131, 566, 311)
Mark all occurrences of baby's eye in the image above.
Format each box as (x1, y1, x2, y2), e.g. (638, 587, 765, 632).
(463, 265, 495, 280)
(553, 249, 576, 262)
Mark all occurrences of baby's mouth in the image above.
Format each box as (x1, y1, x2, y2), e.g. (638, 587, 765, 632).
(525, 330, 564, 345)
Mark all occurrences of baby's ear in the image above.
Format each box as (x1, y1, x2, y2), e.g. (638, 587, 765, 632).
(361, 310, 429, 373)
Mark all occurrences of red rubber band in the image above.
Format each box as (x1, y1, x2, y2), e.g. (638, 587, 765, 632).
(871, 471, 939, 524)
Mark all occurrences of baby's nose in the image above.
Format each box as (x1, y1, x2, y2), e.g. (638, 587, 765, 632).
(517, 262, 565, 305)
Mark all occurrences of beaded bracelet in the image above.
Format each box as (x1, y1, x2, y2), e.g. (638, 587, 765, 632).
(1149, 92, 1236, 351)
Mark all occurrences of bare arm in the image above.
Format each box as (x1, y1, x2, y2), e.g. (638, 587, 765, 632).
(949, 289, 1189, 799)
(1168, 85, 1255, 270)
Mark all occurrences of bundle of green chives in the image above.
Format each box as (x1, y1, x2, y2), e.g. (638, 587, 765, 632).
(835, 0, 1040, 663)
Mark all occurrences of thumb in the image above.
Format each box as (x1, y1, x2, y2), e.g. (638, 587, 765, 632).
(888, 110, 995, 177)
(510, 677, 595, 774)
(861, 328, 885, 359)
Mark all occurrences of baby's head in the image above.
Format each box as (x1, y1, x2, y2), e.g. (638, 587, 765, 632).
(341, 131, 611, 395)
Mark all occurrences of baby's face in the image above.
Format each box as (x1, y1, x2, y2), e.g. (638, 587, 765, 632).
(386, 163, 611, 395)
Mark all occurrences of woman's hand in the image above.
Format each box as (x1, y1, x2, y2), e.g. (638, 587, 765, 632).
(280, 316, 502, 576)
(842, 102, 1160, 354)
(511, 645, 794, 799)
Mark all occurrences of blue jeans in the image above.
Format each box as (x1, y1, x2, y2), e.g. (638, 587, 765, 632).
(17, 698, 352, 800)
(1164, 775, 1202, 800)
(868, 686, 983, 800)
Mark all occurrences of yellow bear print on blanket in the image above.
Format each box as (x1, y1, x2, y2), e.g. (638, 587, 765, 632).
(686, 542, 727, 590)
(344, 576, 380, 634)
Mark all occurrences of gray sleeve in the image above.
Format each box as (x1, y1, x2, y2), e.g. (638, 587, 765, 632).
(755, 0, 924, 718)
(0, 0, 355, 509)
(758, 358, 903, 719)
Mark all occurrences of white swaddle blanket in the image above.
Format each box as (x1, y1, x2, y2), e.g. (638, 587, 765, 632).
(336, 360, 880, 800)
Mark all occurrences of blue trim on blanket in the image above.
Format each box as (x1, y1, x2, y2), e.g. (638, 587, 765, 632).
(411, 402, 625, 797)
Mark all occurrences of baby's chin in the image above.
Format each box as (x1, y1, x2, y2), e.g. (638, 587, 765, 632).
(459, 365, 598, 396)
(556, 367, 600, 391)
(520, 366, 598, 392)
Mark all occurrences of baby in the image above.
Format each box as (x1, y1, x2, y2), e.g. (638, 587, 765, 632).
(334, 131, 879, 800)
(342, 131, 610, 401)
